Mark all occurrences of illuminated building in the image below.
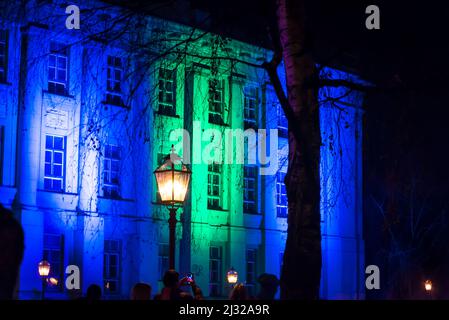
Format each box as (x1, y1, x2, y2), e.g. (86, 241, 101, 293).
(0, 0, 365, 299)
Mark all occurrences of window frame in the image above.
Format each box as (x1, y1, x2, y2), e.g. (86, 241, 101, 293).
(246, 248, 257, 296)
(0, 29, 8, 83)
(158, 67, 177, 116)
(209, 245, 223, 297)
(48, 42, 69, 95)
(43, 233, 64, 291)
(243, 165, 257, 214)
(106, 55, 124, 106)
(208, 78, 226, 125)
(102, 144, 121, 199)
(43, 134, 66, 193)
(207, 163, 222, 210)
(243, 86, 258, 129)
(103, 239, 121, 295)
(276, 172, 288, 218)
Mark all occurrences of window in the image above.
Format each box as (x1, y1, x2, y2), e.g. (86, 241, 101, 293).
(243, 165, 257, 214)
(158, 67, 176, 116)
(209, 246, 222, 297)
(158, 243, 169, 280)
(43, 234, 64, 291)
(106, 56, 124, 106)
(246, 248, 257, 297)
(48, 42, 68, 95)
(104, 239, 121, 294)
(44, 135, 65, 192)
(276, 172, 288, 218)
(207, 163, 222, 210)
(278, 105, 288, 138)
(243, 86, 258, 129)
(0, 30, 7, 82)
(208, 79, 225, 125)
(102, 144, 120, 199)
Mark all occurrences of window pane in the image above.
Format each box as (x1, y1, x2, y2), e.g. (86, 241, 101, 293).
(44, 164, 51, 176)
(44, 178, 52, 189)
(53, 152, 62, 164)
(54, 137, 63, 150)
(46, 135, 53, 149)
(53, 179, 62, 191)
(53, 164, 62, 177)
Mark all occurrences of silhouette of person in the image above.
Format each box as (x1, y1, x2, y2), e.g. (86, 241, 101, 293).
(130, 283, 152, 300)
(154, 270, 184, 300)
(256, 273, 280, 300)
(86, 284, 102, 302)
(0, 204, 24, 300)
(229, 283, 249, 300)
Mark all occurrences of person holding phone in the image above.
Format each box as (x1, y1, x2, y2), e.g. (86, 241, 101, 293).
(179, 272, 204, 300)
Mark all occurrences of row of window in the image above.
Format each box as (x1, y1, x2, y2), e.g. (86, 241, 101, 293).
(42, 133, 288, 217)
(0, 32, 289, 133)
(43, 235, 121, 295)
(206, 162, 288, 218)
(43, 134, 121, 198)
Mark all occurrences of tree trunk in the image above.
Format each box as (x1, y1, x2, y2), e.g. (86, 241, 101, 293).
(277, 0, 322, 299)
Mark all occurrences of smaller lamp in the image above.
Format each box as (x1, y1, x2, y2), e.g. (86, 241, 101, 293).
(227, 267, 238, 285)
(425, 280, 432, 292)
(47, 277, 58, 286)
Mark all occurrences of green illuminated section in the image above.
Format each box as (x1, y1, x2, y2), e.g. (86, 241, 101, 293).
(150, 37, 280, 296)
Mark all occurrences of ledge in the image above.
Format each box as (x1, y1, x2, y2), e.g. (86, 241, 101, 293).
(155, 110, 180, 118)
(43, 90, 75, 99)
(101, 101, 131, 110)
(98, 196, 135, 203)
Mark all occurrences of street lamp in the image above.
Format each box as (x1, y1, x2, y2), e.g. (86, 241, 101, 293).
(38, 260, 50, 300)
(154, 145, 191, 270)
(425, 280, 432, 299)
(227, 267, 238, 285)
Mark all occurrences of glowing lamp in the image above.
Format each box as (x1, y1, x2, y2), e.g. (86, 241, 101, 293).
(38, 260, 51, 277)
(154, 146, 192, 270)
(425, 280, 432, 292)
(227, 267, 238, 285)
(154, 146, 191, 205)
(47, 277, 58, 286)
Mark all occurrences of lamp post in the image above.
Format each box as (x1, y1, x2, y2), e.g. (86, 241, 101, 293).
(154, 146, 191, 270)
(38, 260, 50, 300)
(425, 280, 432, 299)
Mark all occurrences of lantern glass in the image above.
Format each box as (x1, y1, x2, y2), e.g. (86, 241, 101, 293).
(425, 280, 432, 291)
(154, 152, 191, 204)
(227, 268, 238, 284)
(38, 260, 51, 277)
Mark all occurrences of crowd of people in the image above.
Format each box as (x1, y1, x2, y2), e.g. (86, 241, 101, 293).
(80, 269, 279, 301)
(0, 204, 280, 301)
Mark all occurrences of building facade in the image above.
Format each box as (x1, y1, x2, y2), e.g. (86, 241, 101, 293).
(0, 0, 365, 299)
